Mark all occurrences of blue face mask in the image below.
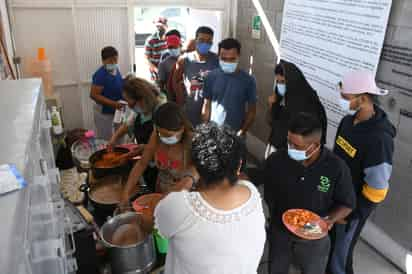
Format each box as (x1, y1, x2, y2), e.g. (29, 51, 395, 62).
(105, 63, 118, 74)
(219, 60, 238, 74)
(196, 42, 212, 55)
(277, 83, 286, 97)
(168, 48, 181, 57)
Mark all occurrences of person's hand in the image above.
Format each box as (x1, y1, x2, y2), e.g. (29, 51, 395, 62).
(150, 64, 158, 73)
(114, 101, 123, 110)
(268, 94, 277, 106)
(118, 196, 130, 213)
(323, 217, 338, 230)
(106, 141, 115, 152)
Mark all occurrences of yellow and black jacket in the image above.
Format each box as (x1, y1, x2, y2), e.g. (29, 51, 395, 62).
(334, 106, 396, 203)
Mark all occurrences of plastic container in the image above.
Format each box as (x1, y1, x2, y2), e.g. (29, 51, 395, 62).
(51, 106, 63, 135)
(113, 100, 127, 124)
(29, 48, 54, 98)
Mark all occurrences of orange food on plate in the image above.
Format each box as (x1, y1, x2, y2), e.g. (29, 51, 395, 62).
(283, 209, 319, 228)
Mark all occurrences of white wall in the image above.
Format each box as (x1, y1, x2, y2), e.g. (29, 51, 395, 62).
(1, 0, 15, 76)
(8, 0, 236, 131)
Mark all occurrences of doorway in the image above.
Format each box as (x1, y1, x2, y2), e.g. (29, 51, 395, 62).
(133, 6, 223, 80)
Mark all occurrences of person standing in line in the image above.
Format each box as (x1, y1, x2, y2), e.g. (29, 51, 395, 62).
(262, 112, 356, 274)
(173, 26, 219, 126)
(158, 31, 182, 98)
(158, 29, 182, 64)
(202, 38, 257, 138)
(90, 46, 123, 140)
(328, 70, 396, 274)
(266, 60, 327, 159)
(144, 16, 168, 82)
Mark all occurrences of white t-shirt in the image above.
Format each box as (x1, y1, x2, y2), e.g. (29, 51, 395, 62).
(154, 180, 266, 274)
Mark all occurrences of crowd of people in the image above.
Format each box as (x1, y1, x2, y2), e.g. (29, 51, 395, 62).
(89, 16, 396, 274)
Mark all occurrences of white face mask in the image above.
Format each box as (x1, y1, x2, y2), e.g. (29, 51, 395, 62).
(105, 63, 118, 75)
(159, 134, 181, 145)
(339, 98, 357, 115)
(277, 83, 286, 97)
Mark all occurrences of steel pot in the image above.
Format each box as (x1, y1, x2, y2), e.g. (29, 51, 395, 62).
(79, 176, 123, 222)
(89, 147, 132, 179)
(100, 212, 156, 274)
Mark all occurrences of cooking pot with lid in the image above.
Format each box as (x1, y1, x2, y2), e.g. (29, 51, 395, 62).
(100, 212, 156, 274)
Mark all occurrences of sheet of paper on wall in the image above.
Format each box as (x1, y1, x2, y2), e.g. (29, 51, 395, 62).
(0, 164, 27, 195)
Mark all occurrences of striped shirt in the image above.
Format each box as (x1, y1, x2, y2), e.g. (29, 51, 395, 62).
(144, 32, 167, 67)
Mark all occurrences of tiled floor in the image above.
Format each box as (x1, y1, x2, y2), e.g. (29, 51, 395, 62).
(253, 182, 404, 274)
(257, 240, 403, 274)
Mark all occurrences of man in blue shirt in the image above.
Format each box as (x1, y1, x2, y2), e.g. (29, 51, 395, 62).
(90, 46, 123, 140)
(202, 38, 257, 137)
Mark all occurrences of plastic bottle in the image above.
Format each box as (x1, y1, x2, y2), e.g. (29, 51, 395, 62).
(113, 100, 127, 131)
(51, 106, 63, 135)
(29, 48, 54, 97)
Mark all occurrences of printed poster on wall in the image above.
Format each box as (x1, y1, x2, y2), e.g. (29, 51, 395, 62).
(279, 0, 392, 146)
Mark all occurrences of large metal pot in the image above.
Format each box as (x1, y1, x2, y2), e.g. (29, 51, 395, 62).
(89, 147, 132, 179)
(79, 175, 123, 223)
(100, 212, 156, 274)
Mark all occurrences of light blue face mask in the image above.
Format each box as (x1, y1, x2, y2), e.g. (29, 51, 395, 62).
(339, 98, 357, 115)
(168, 48, 181, 57)
(160, 135, 181, 145)
(105, 63, 118, 74)
(287, 143, 319, 162)
(219, 60, 238, 74)
(277, 83, 286, 97)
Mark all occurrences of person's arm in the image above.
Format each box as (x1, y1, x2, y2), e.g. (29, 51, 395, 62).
(326, 158, 357, 228)
(202, 99, 212, 123)
(201, 73, 213, 122)
(173, 57, 186, 105)
(266, 93, 277, 126)
(120, 131, 158, 207)
(158, 61, 167, 91)
(238, 77, 258, 136)
(144, 38, 157, 72)
(325, 206, 353, 229)
(361, 138, 394, 203)
(109, 124, 128, 147)
(238, 103, 256, 136)
(90, 84, 121, 110)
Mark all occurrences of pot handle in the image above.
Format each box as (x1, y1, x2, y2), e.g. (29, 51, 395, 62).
(79, 183, 89, 193)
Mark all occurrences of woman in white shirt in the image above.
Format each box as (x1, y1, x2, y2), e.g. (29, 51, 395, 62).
(154, 123, 266, 274)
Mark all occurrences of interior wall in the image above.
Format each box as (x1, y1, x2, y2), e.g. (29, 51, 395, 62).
(236, 0, 412, 253)
(0, 0, 15, 76)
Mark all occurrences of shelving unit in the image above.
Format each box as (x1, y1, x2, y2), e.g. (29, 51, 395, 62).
(0, 79, 75, 274)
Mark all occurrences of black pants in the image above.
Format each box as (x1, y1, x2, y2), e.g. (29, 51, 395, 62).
(269, 224, 331, 274)
(328, 196, 377, 274)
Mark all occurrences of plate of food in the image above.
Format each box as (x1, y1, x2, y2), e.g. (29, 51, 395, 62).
(282, 209, 328, 240)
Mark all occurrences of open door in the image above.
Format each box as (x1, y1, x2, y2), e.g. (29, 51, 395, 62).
(129, 1, 232, 81)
